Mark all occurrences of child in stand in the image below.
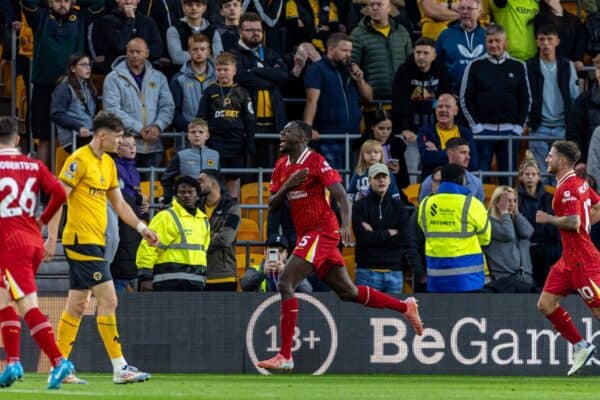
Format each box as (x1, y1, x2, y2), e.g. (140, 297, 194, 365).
(347, 139, 401, 203)
(162, 118, 220, 205)
(111, 133, 149, 292)
(197, 52, 255, 200)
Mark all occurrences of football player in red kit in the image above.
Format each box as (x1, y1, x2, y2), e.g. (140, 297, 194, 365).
(256, 121, 423, 372)
(0, 117, 74, 389)
(536, 140, 600, 376)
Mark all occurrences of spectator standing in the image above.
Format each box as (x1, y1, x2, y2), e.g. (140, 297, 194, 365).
(460, 24, 531, 184)
(303, 33, 372, 169)
(241, 234, 312, 292)
(418, 0, 459, 40)
(162, 118, 220, 204)
(566, 54, 600, 176)
(51, 53, 97, 152)
(21, 0, 104, 170)
(91, 0, 162, 73)
(284, 0, 339, 53)
(435, 0, 486, 94)
(103, 38, 175, 171)
(216, 0, 242, 50)
(197, 52, 256, 199)
(170, 33, 217, 132)
(137, 176, 210, 291)
(283, 42, 321, 121)
(347, 140, 402, 202)
(526, 24, 580, 179)
(198, 169, 241, 291)
(419, 137, 483, 202)
(166, 0, 223, 66)
(352, 163, 411, 294)
(417, 94, 478, 178)
(587, 126, 600, 185)
(534, 0, 585, 71)
(417, 163, 491, 292)
(517, 157, 560, 288)
(484, 185, 537, 292)
(111, 133, 149, 292)
(232, 12, 288, 168)
(489, 0, 539, 61)
(392, 37, 452, 177)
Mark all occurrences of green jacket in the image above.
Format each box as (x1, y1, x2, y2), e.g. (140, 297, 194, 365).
(350, 16, 412, 100)
(21, 0, 104, 84)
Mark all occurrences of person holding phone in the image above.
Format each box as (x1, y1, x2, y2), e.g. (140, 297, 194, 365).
(240, 234, 312, 292)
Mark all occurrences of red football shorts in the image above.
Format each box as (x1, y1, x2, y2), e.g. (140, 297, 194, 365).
(544, 259, 600, 308)
(292, 230, 345, 278)
(0, 246, 43, 301)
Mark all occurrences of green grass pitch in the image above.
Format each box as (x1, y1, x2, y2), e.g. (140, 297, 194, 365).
(0, 374, 598, 400)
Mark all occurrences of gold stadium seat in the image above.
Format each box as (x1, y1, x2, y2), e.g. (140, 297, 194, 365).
(240, 181, 270, 225)
(140, 181, 164, 201)
(402, 183, 420, 207)
(55, 146, 70, 176)
(236, 218, 262, 255)
(483, 183, 497, 206)
(545, 185, 556, 195)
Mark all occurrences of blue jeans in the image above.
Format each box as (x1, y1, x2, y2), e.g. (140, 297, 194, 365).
(476, 129, 519, 185)
(114, 278, 138, 292)
(529, 125, 565, 184)
(355, 268, 404, 294)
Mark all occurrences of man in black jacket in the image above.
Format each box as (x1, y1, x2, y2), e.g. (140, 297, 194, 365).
(527, 24, 579, 181)
(231, 12, 288, 168)
(459, 23, 531, 184)
(90, 0, 163, 73)
(351, 163, 412, 294)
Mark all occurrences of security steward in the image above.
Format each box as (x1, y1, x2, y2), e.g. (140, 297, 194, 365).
(417, 163, 491, 292)
(136, 176, 210, 291)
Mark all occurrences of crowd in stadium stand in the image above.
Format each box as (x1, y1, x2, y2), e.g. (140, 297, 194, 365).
(1, 0, 600, 294)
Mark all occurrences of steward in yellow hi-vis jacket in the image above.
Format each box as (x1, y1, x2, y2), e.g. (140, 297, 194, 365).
(418, 164, 491, 292)
(136, 177, 210, 291)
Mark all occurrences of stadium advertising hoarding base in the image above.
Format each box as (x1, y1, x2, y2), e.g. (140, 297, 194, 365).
(7, 293, 600, 375)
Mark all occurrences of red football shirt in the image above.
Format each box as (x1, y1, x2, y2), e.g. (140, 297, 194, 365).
(270, 148, 341, 234)
(0, 148, 62, 252)
(553, 171, 600, 269)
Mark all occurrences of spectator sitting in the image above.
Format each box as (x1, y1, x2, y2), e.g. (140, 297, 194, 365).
(517, 156, 561, 288)
(197, 52, 256, 199)
(352, 163, 411, 294)
(392, 37, 452, 179)
(111, 133, 149, 292)
(526, 24, 580, 182)
(489, 0, 538, 61)
(103, 38, 175, 172)
(566, 54, 600, 176)
(534, 0, 585, 71)
(22, 0, 104, 169)
(417, 93, 478, 179)
(166, 0, 223, 66)
(51, 53, 97, 152)
(170, 33, 217, 132)
(303, 32, 373, 169)
(347, 139, 401, 203)
(419, 137, 483, 202)
(418, 163, 491, 292)
(231, 12, 289, 168)
(284, 0, 340, 53)
(460, 23, 531, 184)
(215, 0, 242, 51)
(162, 118, 220, 205)
(198, 169, 241, 291)
(91, 0, 163, 73)
(435, 0, 486, 94)
(137, 176, 210, 291)
(484, 185, 537, 293)
(241, 234, 312, 292)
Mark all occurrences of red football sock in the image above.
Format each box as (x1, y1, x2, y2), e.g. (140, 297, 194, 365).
(24, 308, 63, 367)
(279, 297, 298, 360)
(0, 306, 20, 363)
(355, 285, 408, 313)
(546, 306, 583, 344)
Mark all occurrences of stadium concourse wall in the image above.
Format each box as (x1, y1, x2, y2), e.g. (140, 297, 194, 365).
(8, 293, 600, 376)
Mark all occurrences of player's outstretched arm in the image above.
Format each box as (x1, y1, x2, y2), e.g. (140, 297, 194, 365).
(536, 211, 580, 232)
(108, 188, 160, 246)
(328, 182, 353, 246)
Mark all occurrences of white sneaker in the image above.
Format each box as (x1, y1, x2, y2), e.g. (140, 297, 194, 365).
(113, 365, 151, 384)
(63, 373, 88, 384)
(567, 343, 596, 376)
